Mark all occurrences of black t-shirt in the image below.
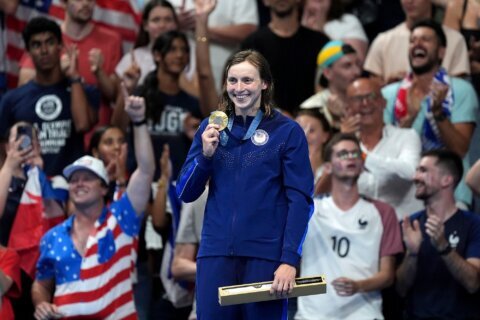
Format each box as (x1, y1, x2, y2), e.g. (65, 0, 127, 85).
(242, 26, 329, 115)
(0, 176, 26, 246)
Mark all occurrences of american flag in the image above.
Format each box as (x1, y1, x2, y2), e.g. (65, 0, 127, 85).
(36, 195, 140, 319)
(5, 0, 141, 88)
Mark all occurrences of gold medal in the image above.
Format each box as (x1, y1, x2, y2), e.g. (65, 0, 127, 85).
(208, 111, 228, 131)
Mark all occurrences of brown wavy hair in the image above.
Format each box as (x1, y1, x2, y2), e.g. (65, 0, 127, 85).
(218, 50, 275, 117)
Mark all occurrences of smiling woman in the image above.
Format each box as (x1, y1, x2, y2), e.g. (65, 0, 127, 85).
(176, 49, 314, 320)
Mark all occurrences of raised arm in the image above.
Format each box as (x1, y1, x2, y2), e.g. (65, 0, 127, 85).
(123, 85, 155, 215)
(195, 0, 219, 115)
(430, 82, 476, 158)
(88, 48, 119, 102)
(62, 45, 97, 132)
(150, 144, 172, 230)
(0, 139, 26, 218)
(466, 159, 480, 195)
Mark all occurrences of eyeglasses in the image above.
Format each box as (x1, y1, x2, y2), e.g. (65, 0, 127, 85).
(334, 149, 362, 160)
(348, 92, 379, 104)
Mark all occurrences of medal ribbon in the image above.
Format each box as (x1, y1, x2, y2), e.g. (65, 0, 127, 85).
(220, 110, 264, 146)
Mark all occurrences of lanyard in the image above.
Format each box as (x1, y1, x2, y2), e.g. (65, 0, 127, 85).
(220, 110, 264, 146)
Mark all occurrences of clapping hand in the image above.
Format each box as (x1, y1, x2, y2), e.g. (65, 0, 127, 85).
(61, 44, 80, 79)
(88, 48, 104, 75)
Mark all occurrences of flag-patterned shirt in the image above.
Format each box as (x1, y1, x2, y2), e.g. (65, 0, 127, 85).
(36, 194, 141, 319)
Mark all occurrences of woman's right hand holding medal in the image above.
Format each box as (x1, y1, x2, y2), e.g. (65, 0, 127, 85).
(202, 124, 220, 158)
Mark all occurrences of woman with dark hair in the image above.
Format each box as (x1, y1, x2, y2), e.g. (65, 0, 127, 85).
(88, 125, 128, 201)
(301, 0, 368, 63)
(115, 0, 179, 90)
(295, 109, 332, 183)
(176, 45, 314, 319)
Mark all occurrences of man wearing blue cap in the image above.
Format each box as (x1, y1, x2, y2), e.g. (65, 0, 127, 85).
(31, 94, 155, 320)
(301, 40, 361, 131)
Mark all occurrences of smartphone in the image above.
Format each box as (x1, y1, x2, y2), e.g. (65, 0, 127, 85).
(16, 125, 33, 150)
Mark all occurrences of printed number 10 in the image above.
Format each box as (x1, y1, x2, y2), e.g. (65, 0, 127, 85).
(331, 236, 350, 258)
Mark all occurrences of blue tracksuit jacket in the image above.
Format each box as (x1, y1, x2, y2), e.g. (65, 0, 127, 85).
(176, 110, 314, 267)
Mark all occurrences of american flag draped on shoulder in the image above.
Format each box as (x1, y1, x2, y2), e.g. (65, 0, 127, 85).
(8, 166, 68, 279)
(5, 0, 140, 88)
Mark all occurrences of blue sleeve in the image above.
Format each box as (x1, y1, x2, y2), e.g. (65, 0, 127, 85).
(281, 123, 314, 266)
(36, 232, 56, 281)
(466, 213, 480, 259)
(83, 84, 101, 111)
(176, 119, 212, 203)
(110, 194, 142, 237)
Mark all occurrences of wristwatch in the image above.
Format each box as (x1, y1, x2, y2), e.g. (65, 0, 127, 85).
(70, 76, 83, 84)
(433, 111, 447, 122)
(438, 244, 452, 256)
(132, 119, 147, 127)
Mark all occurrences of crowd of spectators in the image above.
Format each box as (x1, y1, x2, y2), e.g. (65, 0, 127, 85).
(0, 0, 480, 319)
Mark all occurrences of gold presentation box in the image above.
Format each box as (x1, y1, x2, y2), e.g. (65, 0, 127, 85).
(218, 275, 326, 306)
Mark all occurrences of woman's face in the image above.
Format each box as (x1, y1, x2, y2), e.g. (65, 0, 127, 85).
(144, 6, 177, 43)
(92, 127, 125, 164)
(157, 37, 189, 75)
(296, 114, 329, 150)
(305, 0, 331, 15)
(226, 61, 267, 115)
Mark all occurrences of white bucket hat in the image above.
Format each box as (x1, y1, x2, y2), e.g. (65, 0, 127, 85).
(63, 155, 109, 185)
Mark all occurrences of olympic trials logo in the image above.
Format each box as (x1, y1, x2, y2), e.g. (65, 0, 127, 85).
(35, 95, 63, 121)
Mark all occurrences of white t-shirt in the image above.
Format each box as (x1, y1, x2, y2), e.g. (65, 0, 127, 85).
(364, 22, 470, 83)
(296, 195, 403, 320)
(167, 0, 259, 90)
(324, 13, 368, 42)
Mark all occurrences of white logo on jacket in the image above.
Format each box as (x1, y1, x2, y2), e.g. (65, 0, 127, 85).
(251, 129, 269, 146)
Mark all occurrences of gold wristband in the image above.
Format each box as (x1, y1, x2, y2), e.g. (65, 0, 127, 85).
(196, 36, 208, 42)
(157, 178, 168, 189)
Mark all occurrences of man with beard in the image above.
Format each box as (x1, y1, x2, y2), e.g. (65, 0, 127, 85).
(396, 149, 480, 319)
(364, 0, 469, 85)
(19, 0, 122, 133)
(241, 0, 329, 116)
(296, 133, 403, 320)
(382, 19, 478, 209)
